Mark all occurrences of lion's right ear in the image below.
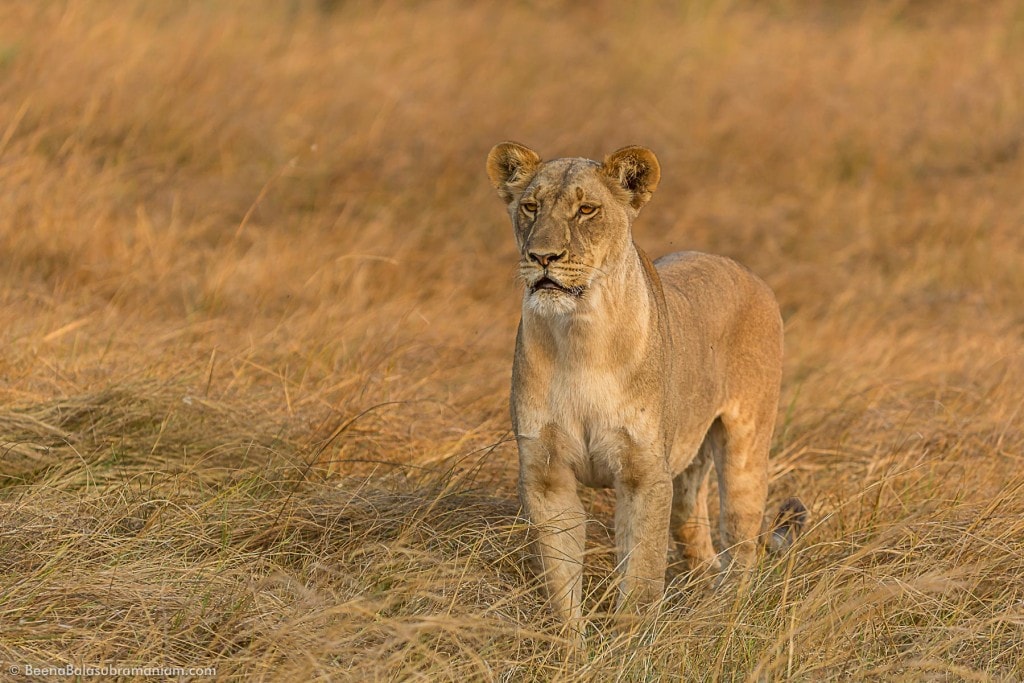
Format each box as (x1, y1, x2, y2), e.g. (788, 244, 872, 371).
(486, 142, 541, 204)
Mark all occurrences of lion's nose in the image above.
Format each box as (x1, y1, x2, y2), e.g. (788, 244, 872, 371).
(528, 250, 567, 267)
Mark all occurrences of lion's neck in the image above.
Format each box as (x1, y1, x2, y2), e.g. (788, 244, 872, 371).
(520, 245, 657, 368)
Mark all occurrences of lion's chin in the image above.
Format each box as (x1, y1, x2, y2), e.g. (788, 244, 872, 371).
(525, 287, 579, 317)
(524, 290, 573, 319)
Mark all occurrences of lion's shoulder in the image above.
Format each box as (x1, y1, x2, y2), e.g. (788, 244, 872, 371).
(655, 251, 776, 306)
(654, 250, 781, 356)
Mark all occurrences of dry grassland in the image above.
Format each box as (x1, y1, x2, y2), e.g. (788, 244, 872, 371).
(1, 1, 1023, 680)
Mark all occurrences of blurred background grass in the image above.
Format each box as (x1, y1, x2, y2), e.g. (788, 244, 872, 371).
(1, 1, 1023, 680)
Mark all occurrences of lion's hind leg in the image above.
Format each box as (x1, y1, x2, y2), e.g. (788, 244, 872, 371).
(670, 420, 723, 576)
(713, 407, 771, 571)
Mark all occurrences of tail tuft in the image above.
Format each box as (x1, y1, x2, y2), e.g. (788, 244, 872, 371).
(768, 497, 808, 553)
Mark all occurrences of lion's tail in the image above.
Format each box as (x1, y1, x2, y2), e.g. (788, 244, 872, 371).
(766, 497, 808, 553)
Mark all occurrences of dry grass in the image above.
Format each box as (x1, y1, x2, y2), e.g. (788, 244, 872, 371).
(1, 0, 1023, 680)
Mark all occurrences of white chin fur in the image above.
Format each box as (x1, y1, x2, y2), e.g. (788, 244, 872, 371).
(525, 289, 578, 317)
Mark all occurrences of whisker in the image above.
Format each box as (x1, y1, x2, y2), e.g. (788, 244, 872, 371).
(564, 262, 608, 277)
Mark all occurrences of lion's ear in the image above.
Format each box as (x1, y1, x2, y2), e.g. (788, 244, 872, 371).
(601, 146, 661, 210)
(486, 142, 541, 204)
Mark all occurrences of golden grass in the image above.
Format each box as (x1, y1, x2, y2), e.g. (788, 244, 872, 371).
(1, 1, 1023, 680)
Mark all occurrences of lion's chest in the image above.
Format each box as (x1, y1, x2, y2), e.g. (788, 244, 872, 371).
(534, 365, 651, 488)
(513, 310, 663, 489)
(547, 364, 623, 424)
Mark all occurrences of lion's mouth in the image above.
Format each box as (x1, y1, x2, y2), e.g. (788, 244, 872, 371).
(532, 276, 582, 297)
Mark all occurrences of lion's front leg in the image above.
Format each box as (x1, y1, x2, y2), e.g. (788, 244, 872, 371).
(614, 445, 673, 612)
(518, 435, 586, 628)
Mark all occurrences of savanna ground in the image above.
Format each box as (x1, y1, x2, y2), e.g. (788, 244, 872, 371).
(1, 1, 1022, 680)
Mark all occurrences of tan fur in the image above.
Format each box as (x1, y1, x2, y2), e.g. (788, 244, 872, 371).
(486, 142, 798, 629)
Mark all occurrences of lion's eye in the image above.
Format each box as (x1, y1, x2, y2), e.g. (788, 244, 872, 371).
(578, 204, 598, 216)
(521, 201, 538, 214)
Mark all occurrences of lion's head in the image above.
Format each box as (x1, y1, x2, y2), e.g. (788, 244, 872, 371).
(486, 142, 661, 316)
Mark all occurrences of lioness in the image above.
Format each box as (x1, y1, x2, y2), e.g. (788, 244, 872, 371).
(486, 142, 805, 625)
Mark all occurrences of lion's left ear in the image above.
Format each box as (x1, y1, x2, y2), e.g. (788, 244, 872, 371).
(601, 146, 661, 210)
